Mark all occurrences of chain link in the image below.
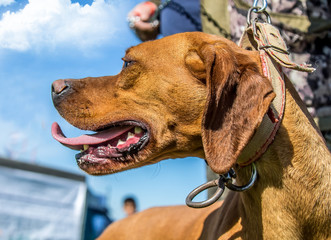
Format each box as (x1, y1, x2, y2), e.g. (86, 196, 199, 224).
(252, 0, 268, 13)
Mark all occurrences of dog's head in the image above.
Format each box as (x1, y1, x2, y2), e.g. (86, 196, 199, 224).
(51, 32, 275, 175)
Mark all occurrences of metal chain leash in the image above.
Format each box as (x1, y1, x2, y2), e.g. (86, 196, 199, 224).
(151, 0, 202, 31)
(252, 0, 268, 13)
(247, 0, 271, 30)
(128, 0, 201, 32)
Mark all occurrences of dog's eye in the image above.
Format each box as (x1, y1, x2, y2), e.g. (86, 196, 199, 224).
(122, 60, 134, 69)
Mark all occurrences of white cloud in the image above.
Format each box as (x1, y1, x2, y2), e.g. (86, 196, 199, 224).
(0, 0, 126, 51)
(0, 0, 15, 7)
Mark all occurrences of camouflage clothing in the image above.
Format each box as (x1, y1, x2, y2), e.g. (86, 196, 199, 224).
(226, 0, 331, 148)
(229, 0, 331, 116)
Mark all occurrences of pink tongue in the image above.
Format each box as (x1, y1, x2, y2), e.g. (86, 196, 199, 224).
(51, 122, 133, 150)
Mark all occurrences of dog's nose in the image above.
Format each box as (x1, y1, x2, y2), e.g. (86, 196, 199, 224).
(51, 79, 73, 105)
(52, 79, 71, 96)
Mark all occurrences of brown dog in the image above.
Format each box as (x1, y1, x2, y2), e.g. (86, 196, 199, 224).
(51, 32, 331, 239)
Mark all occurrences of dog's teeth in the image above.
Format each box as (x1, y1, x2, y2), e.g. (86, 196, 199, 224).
(117, 140, 125, 146)
(134, 127, 142, 134)
(127, 132, 135, 140)
(80, 144, 89, 152)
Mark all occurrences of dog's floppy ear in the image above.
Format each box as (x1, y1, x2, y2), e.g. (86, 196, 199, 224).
(186, 42, 275, 174)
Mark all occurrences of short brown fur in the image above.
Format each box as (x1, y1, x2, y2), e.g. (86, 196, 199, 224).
(52, 33, 331, 240)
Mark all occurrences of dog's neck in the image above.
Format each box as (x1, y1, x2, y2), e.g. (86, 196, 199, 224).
(225, 77, 331, 239)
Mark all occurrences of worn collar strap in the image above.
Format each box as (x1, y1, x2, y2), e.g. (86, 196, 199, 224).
(237, 22, 315, 167)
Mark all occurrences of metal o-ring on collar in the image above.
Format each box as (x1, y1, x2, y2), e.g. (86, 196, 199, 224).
(225, 163, 257, 192)
(186, 163, 258, 208)
(186, 179, 225, 208)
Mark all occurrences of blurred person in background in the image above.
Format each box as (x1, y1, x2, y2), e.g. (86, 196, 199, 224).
(123, 196, 138, 217)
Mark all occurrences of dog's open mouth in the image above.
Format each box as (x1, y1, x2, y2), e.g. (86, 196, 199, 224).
(51, 121, 149, 171)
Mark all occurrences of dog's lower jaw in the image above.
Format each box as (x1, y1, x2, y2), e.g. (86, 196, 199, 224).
(77, 149, 149, 175)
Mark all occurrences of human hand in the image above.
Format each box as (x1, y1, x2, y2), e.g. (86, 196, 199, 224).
(127, 2, 158, 32)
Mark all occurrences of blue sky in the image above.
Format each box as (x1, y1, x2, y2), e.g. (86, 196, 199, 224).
(0, 0, 207, 220)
